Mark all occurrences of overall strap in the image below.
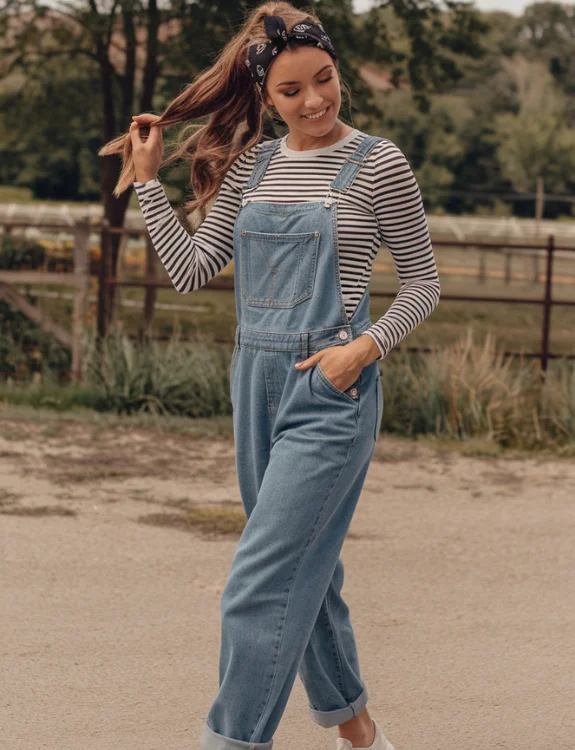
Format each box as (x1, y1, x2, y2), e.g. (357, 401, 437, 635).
(243, 138, 282, 191)
(328, 134, 382, 196)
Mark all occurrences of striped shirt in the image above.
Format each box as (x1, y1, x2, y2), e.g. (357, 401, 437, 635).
(133, 128, 440, 359)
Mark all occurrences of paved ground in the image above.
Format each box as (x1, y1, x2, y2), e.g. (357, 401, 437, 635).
(1, 417, 574, 750)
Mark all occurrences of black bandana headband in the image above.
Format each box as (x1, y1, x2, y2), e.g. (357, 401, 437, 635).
(246, 15, 338, 90)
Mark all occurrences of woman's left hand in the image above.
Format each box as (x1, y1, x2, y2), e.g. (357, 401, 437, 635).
(295, 345, 362, 393)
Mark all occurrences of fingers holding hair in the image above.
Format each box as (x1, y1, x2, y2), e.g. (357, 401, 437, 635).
(130, 120, 152, 143)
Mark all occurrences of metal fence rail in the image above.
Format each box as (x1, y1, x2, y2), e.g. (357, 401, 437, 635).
(98, 227, 575, 372)
(1, 216, 574, 373)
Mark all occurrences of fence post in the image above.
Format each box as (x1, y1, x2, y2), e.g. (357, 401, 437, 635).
(504, 251, 512, 285)
(478, 250, 486, 283)
(142, 234, 157, 339)
(540, 234, 554, 372)
(532, 252, 540, 284)
(97, 221, 110, 342)
(71, 220, 91, 383)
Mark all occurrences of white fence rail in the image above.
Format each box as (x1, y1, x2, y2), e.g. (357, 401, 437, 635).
(2, 202, 575, 244)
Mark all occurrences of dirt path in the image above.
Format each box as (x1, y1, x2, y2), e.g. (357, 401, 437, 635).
(1, 417, 574, 750)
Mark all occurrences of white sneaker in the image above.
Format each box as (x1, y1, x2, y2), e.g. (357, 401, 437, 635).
(335, 719, 395, 750)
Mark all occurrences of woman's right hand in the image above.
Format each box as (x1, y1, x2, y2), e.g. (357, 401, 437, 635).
(129, 113, 165, 183)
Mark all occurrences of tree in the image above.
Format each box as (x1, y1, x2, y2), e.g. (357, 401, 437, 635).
(0, 50, 101, 199)
(491, 57, 575, 197)
(0, 0, 489, 314)
(1, 0, 193, 326)
(516, 2, 575, 101)
(371, 0, 489, 111)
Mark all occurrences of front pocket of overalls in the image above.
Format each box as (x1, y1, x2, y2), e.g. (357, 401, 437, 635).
(240, 230, 319, 308)
(315, 361, 360, 406)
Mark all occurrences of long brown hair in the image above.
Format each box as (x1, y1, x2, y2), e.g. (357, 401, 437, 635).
(98, 1, 349, 216)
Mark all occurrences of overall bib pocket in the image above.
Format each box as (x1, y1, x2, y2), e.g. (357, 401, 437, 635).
(240, 230, 320, 308)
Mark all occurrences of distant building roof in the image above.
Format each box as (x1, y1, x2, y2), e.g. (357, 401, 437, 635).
(359, 65, 409, 91)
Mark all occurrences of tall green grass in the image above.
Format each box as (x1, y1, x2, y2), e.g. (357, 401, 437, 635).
(381, 330, 575, 449)
(1, 328, 573, 450)
(81, 328, 233, 417)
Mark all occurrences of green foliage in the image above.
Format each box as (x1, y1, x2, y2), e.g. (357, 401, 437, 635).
(0, 296, 71, 380)
(485, 57, 575, 194)
(0, 234, 45, 270)
(81, 328, 234, 417)
(0, 239, 67, 381)
(377, 0, 489, 110)
(381, 330, 575, 450)
(0, 380, 108, 412)
(371, 88, 473, 210)
(2, 1, 575, 216)
(518, 1, 575, 96)
(2, 329, 574, 451)
(0, 49, 102, 200)
(0, 0, 490, 205)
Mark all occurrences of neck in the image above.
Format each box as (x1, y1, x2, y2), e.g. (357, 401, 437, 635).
(285, 120, 353, 151)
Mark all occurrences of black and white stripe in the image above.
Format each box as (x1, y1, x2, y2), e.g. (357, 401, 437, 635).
(133, 131, 440, 359)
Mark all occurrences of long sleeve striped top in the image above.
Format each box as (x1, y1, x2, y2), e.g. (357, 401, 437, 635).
(133, 128, 440, 359)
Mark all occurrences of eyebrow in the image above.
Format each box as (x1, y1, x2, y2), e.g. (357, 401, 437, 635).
(275, 64, 333, 88)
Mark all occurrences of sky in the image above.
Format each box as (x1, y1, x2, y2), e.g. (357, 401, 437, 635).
(353, 0, 575, 13)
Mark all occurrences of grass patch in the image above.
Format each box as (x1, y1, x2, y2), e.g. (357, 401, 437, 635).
(380, 330, 575, 450)
(0, 403, 235, 437)
(0, 382, 109, 412)
(0, 489, 73, 517)
(138, 504, 246, 537)
(1, 328, 574, 453)
(82, 328, 234, 418)
(0, 488, 22, 506)
(0, 505, 77, 517)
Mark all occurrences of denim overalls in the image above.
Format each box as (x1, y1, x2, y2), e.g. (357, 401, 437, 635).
(201, 134, 385, 750)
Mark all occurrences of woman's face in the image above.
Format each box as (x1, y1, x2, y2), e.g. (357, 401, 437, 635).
(263, 45, 341, 141)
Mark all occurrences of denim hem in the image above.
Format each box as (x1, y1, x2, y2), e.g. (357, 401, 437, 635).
(201, 721, 274, 750)
(308, 686, 369, 728)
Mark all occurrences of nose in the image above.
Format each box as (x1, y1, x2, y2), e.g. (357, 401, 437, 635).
(303, 88, 324, 113)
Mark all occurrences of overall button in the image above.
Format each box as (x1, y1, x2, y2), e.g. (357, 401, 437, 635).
(338, 330, 348, 340)
(350, 388, 358, 398)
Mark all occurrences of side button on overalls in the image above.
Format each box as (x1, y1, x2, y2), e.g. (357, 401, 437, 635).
(201, 134, 385, 750)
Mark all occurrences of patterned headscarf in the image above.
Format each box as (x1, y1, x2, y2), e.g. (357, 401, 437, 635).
(246, 15, 338, 90)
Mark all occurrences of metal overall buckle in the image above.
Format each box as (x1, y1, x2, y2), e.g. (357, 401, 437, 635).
(324, 187, 340, 208)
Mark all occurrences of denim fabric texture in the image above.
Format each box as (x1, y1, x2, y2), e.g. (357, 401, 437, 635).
(200, 134, 385, 750)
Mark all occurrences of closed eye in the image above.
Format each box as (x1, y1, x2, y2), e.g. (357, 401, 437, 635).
(283, 75, 334, 98)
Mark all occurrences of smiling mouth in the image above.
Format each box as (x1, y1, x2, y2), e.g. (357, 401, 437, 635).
(302, 106, 329, 120)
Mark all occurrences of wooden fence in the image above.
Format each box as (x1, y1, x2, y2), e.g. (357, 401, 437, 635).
(1, 218, 575, 377)
(98, 225, 575, 372)
(0, 219, 91, 381)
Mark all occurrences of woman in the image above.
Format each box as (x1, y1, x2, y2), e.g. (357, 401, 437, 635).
(99, 3, 440, 749)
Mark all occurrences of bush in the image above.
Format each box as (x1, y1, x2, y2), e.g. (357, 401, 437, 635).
(81, 327, 233, 417)
(2, 326, 574, 452)
(0, 296, 71, 381)
(381, 330, 575, 449)
(0, 234, 45, 270)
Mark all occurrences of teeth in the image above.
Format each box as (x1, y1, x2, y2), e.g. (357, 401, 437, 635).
(304, 107, 327, 120)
